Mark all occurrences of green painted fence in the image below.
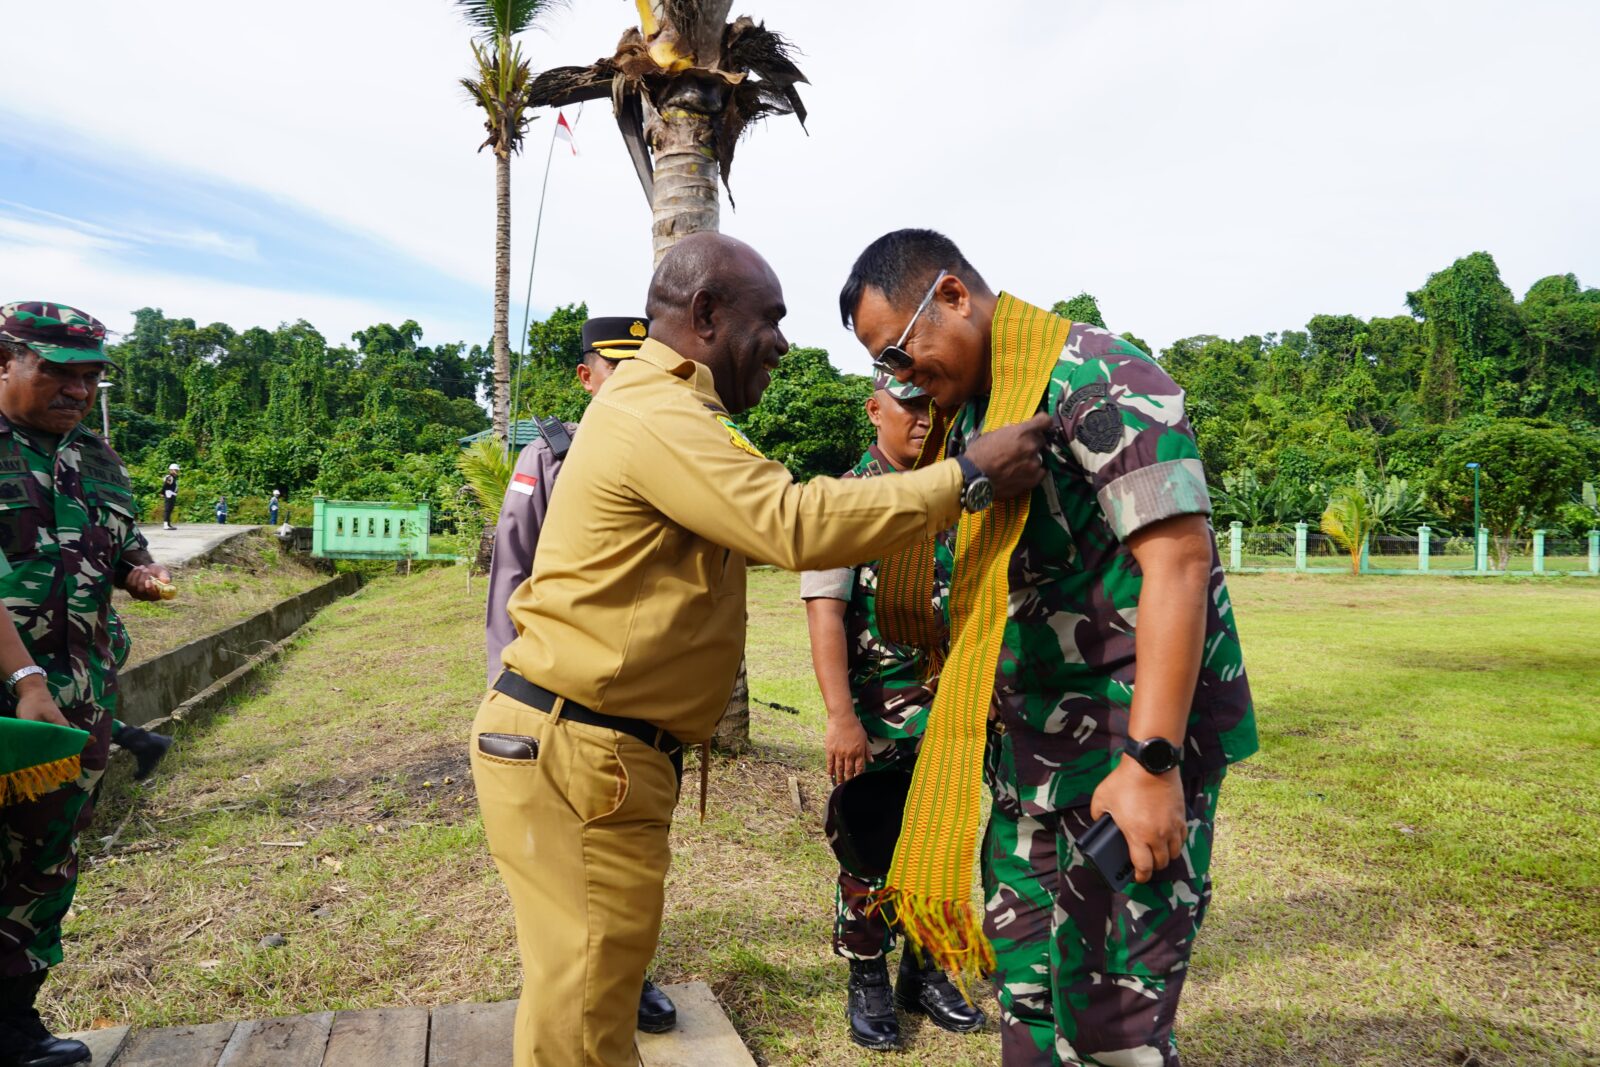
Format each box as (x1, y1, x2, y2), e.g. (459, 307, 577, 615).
(1224, 521, 1600, 577)
(311, 498, 457, 561)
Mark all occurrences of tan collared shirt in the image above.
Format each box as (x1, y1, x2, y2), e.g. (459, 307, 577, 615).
(501, 339, 963, 743)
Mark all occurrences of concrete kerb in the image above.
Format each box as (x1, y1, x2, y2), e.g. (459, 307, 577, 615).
(117, 571, 364, 730)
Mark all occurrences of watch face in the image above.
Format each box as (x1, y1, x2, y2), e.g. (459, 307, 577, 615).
(1139, 738, 1180, 773)
(966, 478, 994, 512)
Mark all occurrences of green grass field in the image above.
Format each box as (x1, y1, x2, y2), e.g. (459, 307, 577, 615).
(57, 566, 1598, 1065)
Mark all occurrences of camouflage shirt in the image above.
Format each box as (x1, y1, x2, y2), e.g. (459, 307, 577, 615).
(0, 415, 145, 713)
(800, 445, 954, 747)
(947, 314, 1257, 815)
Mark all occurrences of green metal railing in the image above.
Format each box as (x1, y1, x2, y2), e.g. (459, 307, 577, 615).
(310, 498, 457, 561)
(1223, 521, 1600, 577)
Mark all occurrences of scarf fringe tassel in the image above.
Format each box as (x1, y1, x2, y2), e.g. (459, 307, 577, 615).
(868, 888, 996, 1003)
(0, 755, 81, 807)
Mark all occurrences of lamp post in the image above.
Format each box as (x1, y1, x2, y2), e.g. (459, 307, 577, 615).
(1466, 462, 1481, 570)
(96, 380, 114, 443)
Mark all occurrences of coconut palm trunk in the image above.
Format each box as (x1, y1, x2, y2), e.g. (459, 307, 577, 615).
(649, 107, 720, 266)
(492, 152, 513, 440)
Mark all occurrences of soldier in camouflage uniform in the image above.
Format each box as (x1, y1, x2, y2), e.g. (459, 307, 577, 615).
(841, 233, 1258, 1067)
(801, 369, 984, 1052)
(0, 302, 173, 1067)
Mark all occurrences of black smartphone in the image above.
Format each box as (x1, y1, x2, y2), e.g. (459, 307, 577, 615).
(1076, 813, 1136, 893)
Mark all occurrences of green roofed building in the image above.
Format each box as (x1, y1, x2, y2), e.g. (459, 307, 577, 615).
(459, 419, 546, 449)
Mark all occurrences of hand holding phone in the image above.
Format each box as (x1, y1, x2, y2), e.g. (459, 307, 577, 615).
(1076, 814, 1137, 893)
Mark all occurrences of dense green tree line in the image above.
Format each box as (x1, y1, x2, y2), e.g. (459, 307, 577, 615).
(1159, 252, 1599, 541)
(104, 251, 1598, 548)
(106, 310, 491, 524)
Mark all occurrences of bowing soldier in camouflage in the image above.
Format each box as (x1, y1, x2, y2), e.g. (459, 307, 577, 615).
(802, 368, 985, 1051)
(483, 315, 678, 1035)
(841, 232, 1258, 1067)
(0, 301, 174, 1067)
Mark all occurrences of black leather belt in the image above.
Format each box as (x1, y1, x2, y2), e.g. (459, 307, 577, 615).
(492, 671, 684, 777)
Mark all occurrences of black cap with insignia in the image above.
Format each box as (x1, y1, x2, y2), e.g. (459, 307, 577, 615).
(582, 316, 650, 358)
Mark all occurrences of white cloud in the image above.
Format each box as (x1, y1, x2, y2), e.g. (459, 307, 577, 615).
(0, 223, 475, 348)
(1, 0, 1596, 371)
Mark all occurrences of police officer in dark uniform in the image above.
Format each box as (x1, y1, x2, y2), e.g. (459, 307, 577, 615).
(484, 316, 677, 1035)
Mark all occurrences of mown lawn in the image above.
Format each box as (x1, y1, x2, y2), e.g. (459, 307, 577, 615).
(58, 566, 1599, 1065)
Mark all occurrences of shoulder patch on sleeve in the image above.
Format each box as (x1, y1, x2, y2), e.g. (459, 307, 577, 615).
(1076, 407, 1124, 453)
(715, 413, 766, 458)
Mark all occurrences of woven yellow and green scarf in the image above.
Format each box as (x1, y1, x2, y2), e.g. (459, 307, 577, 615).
(874, 294, 1070, 984)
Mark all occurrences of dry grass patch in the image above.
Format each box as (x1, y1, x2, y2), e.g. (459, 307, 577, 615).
(115, 532, 329, 665)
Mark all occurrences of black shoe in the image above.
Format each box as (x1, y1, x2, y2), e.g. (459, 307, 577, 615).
(637, 979, 676, 1034)
(895, 950, 986, 1034)
(113, 724, 173, 780)
(846, 957, 900, 1051)
(0, 973, 90, 1067)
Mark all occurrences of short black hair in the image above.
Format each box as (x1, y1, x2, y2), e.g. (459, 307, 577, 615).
(839, 229, 990, 329)
(579, 349, 621, 371)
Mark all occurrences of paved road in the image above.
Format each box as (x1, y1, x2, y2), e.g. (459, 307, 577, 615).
(137, 523, 258, 568)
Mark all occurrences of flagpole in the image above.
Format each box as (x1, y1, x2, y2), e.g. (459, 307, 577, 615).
(507, 115, 564, 455)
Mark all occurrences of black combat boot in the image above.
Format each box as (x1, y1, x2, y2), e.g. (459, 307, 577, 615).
(895, 949, 986, 1034)
(0, 971, 90, 1067)
(112, 723, 173, 780)
(846, 957, 900, 1051)
(637, 979, 676, 1034)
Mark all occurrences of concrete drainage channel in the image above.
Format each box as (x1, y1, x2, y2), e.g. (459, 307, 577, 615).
(118, 571, 364, 733)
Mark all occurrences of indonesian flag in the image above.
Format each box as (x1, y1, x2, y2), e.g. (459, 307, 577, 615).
(554, 112, 578, 155)
(509, 471, 539, 497)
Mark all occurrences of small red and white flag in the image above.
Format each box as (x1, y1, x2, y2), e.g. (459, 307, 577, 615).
(554, 112, 578, 156)
(509, 471, 539, 496)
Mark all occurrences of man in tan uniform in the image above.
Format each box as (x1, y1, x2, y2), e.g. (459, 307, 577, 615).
(483, 316, 679, 1033)
(471, 232, 1050, 1067)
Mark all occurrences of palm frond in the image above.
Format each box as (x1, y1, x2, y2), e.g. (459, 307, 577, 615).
(463, 39, 537, 156)
(1320, 486, 1375, 575)
(458, 439, 517, 517)
(527, 60, 621, 109)
(455, 0, 568, 40)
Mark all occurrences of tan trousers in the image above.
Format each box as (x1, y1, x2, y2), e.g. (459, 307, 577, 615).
(471, 688, 679, 1067)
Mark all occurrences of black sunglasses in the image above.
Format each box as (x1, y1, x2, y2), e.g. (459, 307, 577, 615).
(873, 269, 949, 375)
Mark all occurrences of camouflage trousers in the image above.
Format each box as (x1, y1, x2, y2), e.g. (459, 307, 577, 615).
(982, 771, 1223, 1067)
(833, 737, 920, 961)
(0, 700, 112, 977)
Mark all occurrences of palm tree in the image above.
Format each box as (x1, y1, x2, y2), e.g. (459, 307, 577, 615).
(1321, 486, 1377, 575)
(526, 0, 808, 266)
(459, 0, 567, 442)
(527, 2, 808, 748)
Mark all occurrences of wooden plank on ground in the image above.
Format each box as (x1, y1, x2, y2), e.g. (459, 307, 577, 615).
(635, 982, 755, 1067)
(117, 1020, 238, 1067)
(215, 1011, 333, 1067)
(62, 1024, 130, 1064)
(321, 1007, 429, 1067)
(427, 999, 517, 1067)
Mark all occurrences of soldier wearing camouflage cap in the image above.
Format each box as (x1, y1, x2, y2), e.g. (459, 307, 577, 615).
(0, 301, 174, 1067)
(841, 233, 1258, 1067)
(801, 368, 985, 1052)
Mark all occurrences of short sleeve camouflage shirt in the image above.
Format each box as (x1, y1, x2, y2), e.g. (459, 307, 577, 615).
(947, 319, 1257, 815)
(836, 446, 955, 746)
(0, 415, 145, 712)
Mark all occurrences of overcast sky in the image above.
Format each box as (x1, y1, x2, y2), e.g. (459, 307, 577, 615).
(2, 0, 1597, 375)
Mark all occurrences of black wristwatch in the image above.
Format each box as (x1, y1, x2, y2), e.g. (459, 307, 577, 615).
(955, 455, 993, 513)
(1123, 736, 1181, 775)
